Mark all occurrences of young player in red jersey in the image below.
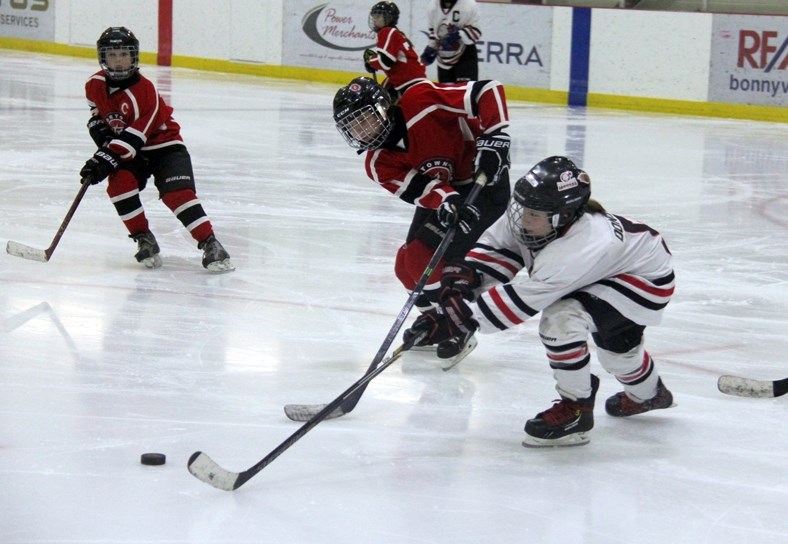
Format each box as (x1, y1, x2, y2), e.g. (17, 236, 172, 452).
(363, 2, 428, 99)
(333, 76, 511, 367)
(80, 27, 233, 272)
(405, 156, 676, 447)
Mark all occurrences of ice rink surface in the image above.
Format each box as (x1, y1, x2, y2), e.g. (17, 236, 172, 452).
(1, 51, 787, 543)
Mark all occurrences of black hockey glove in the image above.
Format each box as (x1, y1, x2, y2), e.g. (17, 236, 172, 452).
(420, 46, 437, 66)
(80, 149, 120, 185)
(363, 49, 375, 73)
(441, 293, 479, 338)
(403, 308, 454, 347)
(439, 261, 480, 303)
(440, 29, 461, 50)
(87, 116, 113, 148)
(437, 194, 480, 234)
(474, 129, 511, 185)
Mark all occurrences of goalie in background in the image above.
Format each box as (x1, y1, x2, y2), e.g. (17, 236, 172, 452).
(420, 0, 482, 83)
(80, 26, 234, 272)
(406, 156, 676, 447)
(363, 2, 428, 101)
(333, 76, 511, 368)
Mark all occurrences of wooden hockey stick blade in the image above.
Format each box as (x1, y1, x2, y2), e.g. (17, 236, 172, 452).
(6, 240, 50, 262)
(283, 348, 408, 422)
(717, 375, 788, 398)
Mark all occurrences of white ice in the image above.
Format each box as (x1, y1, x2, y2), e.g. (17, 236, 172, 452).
(1, 51, 787, 544)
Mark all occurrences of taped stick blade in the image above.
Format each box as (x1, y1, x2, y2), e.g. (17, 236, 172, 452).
(283, 403, 346, 422)
(6, 240, 49, 262)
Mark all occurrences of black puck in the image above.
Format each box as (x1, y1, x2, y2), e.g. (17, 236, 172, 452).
(140, 453, 166, 466)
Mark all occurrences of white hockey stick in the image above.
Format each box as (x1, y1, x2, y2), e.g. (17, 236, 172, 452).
(717, 375, 788, 398)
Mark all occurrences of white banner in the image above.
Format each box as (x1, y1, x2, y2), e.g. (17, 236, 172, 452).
(282, 1, 552, 88)
(473, 4, 552, 89)
(0, 0, 54, 41)
(282, 1, 391, 72)
(709, 14, 788, 107)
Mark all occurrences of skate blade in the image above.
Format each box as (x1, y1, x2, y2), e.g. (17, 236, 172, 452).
(440, 335, 478, 371)
(206, 259, 235, 273)
(522, 432, 590, 448)
(141, 255, 163, 269)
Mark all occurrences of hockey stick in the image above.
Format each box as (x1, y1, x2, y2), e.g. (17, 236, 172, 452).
(6, 180, 91, 262)
(283, 172, 489, 422)
(188, 336, 423, 491)
(717, 375, 788, 398)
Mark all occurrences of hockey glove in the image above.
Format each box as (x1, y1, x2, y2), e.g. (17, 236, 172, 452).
(87, 116, 113, 148)
(363, 48, 376, 74)
(403, 308, 454, 347)
(441, 293, 479, 338)
(474, 129, 511, 185)
(420, 46, 437, 66)
(437, 194, 480, 234)
(439, 261, 480, 303)
(440, 29, 461, 50)
(80, 148, 120, 185)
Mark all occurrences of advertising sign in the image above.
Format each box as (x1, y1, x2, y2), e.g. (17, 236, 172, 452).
(709, 14, 788, 107)
(0, 0, 54, 41)
(282, 1, 552, 88)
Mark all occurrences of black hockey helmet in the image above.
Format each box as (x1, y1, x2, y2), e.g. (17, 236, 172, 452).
(507, 156, 591, 250)
(368, 2, 400, 31)
(333, 76, 394, 150)
(97, 26, 139, 82)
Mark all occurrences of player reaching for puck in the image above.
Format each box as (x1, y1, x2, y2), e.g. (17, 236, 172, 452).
(405, 156, 676, 447)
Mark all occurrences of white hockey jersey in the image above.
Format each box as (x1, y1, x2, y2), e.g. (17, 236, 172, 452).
(426, 0, 482, 68)
(465, 211, 675, 334)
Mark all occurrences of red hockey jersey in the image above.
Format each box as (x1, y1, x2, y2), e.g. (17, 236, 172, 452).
(367, 26, 427, 91)
(364, 79, 509, 210)
(85, 71, 183, 161)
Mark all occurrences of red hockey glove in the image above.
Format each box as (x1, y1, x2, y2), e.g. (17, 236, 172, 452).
(439, 261, 480, 303)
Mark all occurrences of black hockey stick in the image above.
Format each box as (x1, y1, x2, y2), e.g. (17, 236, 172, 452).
(717, 375, 788, 398)
(188, 336, 423, 491)
(283, 172, 489, 422)
(6, 180, 91, 262)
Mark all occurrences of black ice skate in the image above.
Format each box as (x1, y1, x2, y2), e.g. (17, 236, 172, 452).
(523, 374, 600, 448)
(437, 331, 477, 371)
(198, 234, 235, 272)
(131, 231, 162, 269)
(604, 378, 675, 417)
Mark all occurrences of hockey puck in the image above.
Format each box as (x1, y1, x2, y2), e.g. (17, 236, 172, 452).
(140, 453, 166, 466)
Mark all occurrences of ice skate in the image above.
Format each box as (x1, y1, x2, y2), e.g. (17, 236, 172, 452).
(605, 378, 675, 417)
(437, 331, 477, 371)
(131, 231, 162, 269)
(198, 234, 234, 272)
(523, 374, 600, 448)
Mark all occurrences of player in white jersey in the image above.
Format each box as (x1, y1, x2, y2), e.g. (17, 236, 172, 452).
(405, 156, 676, 447)
(420, 0, 482, 83)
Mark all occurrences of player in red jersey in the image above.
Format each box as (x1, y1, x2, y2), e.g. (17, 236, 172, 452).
(80, 27, 233, 272)
(333, 76, 511, 366)
(363, 2, 428, 100)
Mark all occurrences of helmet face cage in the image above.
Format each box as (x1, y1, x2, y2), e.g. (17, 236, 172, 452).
(333, 78, 393, 150)
(368, 2, 399, 31)
(507, 156, 591, 250)
(506, 199, 559, 251)
(97, 27, 139, 81)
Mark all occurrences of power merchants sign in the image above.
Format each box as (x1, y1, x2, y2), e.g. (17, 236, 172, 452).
(709, 14, 788, 107)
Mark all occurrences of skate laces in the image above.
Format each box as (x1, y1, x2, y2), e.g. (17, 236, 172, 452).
(541, 399, 583, 426)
